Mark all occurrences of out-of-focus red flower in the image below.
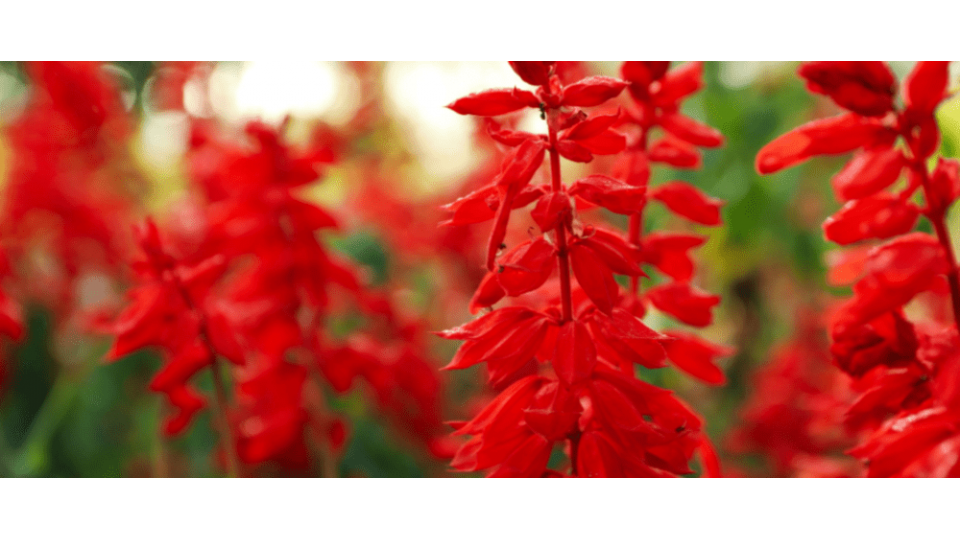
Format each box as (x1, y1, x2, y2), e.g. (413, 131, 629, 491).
(107, 219, 243, 435)
(757, 61, 960, 477)
(2, 62, 141, 317)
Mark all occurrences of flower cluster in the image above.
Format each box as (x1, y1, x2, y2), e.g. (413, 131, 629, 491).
(106, 103, 454, 474)
(612, 61, 731, 386)
(729, 310, 859, 477)
(757, 61, 960, 477)
(107, 218, 244, 474)
(1, 61, 141, 317)
(439, 61, 731, 477)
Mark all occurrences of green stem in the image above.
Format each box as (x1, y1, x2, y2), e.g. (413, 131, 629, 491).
(0, 425, 13, 477)
(11, 370, 85, 477)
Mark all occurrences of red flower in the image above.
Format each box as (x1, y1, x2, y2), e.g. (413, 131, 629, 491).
(757, 61, 960, 477)
(440, 61, 731, 477)
(108, 219, 243, 438)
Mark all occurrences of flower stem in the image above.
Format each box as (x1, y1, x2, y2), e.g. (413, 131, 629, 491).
(0, 425, 13, 477)
(931, 216, 960, 328)
(547, 111, 573, 323)
(628, 213, 642, 295)
(169, 271, 241, 478)
(208, 355, 240, 478)
(914, 161, 960, 329)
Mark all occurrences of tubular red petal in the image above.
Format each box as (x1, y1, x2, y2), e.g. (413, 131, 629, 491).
(560, 76, 629, 108)
(552, 321, 597, 387)
(570, 243, 620, 315)
(646, 282, 720, 327)
(756, 114, 887, 174)
(904, 61, 950, 116)
(447, 88, 541, 116)
(823, 194, 920, 245)
(658, 113, 724, 148)
(650, 181, 723, 225)
(831, 146, 905, 201)
(508, 61, 555, 87)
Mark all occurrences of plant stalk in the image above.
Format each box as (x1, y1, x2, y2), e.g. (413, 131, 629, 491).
(547, 110, 574, 323)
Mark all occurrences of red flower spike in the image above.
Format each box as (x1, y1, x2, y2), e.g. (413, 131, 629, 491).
(650, 181, 724, 226)
(646, 282, 720, 327)
(798, 61, 897, 117)
(108, 218, 245, 439)
(560, 76, 629, 107)
(754, 61, 960, 477)
(508, 61, 555, 87)
(570, 243, 620, 315)
(569, 174, 646, 215)
(446, 88, 541, 116)
(661, 330, 735, 385)
(831, 146, 906, 202)
(443, 61, 726, 478)
(552, 321, 597, 387)
(903, 61, 950, 117)
(755, 114, 887, 174)
(496, 236, 556, 297)
(823, 193, 920, 245)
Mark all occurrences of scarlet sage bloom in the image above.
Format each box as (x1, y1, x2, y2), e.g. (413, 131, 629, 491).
(1, 61, 141, 317)
(729, 311, 860, 477)
(757, 61, 960, 477)
(107, 218, 244, 475)
(440, 61, 731, 477)
(182, 117, 453, 471)
(185, 118, 363, 470)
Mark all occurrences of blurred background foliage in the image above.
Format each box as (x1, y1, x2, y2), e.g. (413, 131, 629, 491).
(0, 61, 957, 477)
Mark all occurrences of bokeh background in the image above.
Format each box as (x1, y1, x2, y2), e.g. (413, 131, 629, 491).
(0, 61, 958, 477)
